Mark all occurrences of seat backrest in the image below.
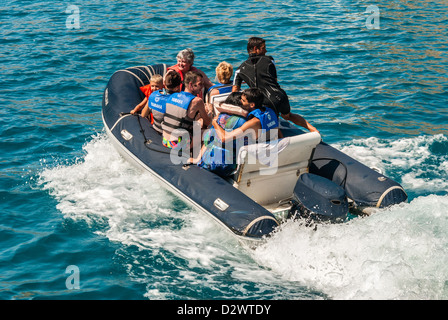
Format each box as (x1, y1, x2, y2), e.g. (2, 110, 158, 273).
(207, 88, 233, 105)
(209, 92, 232, 111)
(233, 132, 322, 205)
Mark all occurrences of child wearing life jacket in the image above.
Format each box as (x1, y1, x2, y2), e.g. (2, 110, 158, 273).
(130, 74, 164, 115)
(194, 92, 247, 177)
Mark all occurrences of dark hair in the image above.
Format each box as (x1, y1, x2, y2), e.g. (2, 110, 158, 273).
(223, 92, 243, 107)
(247, 37, 265, 53)
(184, 70, 203, 86)
(164, 70, 182, 89)
(242, 88, 264, 109)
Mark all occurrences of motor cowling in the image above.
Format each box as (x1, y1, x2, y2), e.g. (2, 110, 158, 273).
(291, 173, 348, 222)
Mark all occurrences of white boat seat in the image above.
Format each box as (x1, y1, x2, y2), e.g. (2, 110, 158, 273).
(209, 91, 232, 113)
(233, 132, 322, 205)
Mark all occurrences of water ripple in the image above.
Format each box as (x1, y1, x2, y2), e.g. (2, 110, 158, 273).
(1, 0, 447, 300)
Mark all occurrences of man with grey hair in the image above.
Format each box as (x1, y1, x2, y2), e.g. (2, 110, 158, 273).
(168, 48, 213, 92)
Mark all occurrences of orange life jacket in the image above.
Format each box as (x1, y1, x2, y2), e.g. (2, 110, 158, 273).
(139, 84, 153, 98)
(139, 85, 154, 123)
(168, 64, 200, 92)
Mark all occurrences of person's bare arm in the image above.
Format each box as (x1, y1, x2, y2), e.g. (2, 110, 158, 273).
(131, 97, 148, 114)
(140, 104, 150, 118)
(197, 69, 214, 89)
(188, 97, 212, 128)
(281, 112, 319, 133)
(188, 143, 207, 164)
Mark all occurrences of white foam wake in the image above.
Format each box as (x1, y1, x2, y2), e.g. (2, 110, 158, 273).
(334, 134, 448, 195)
(37, 132, 268, 298)
(38, 132, 447, 299)
(253, 195, 448, 299)
(253, 134, 448, 299)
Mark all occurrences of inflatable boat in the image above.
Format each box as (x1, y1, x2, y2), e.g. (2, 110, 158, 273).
(101, 64, 408, 242)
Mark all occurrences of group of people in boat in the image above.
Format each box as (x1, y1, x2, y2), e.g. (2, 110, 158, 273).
(130, 37, 319, 177)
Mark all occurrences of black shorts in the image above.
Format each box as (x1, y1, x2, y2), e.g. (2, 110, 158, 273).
(263, 92, 291, 116)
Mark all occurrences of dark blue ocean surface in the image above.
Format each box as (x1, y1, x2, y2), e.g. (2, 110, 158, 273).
(1, 0, 447, 300)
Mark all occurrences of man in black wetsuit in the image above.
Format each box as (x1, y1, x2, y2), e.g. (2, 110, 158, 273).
(232, 37, 319, 133)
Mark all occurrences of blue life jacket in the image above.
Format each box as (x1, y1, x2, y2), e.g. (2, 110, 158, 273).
(248, 107, 279, 141)
(148, 90, 170, 134)
(198, 113, 247, 177)
(162, 91, 196, 139)
(248, 107, 279, 131)
(207, 83, 233, 95)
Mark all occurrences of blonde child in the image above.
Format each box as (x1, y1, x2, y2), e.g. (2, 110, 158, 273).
(130, 74, 164, 114)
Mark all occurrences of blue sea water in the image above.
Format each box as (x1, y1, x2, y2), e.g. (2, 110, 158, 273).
(1, 0, 447, 300)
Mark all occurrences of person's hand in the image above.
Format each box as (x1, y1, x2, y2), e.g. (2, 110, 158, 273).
(205, 102, 213, 114)
(308, 124, 320, 134)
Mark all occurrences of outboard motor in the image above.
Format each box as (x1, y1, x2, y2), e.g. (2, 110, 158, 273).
(290, 173, 348, 222)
